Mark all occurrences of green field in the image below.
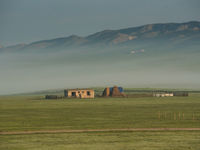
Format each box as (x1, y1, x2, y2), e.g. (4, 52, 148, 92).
(1, 131, 200, 150)
(0, 94, 200, 149)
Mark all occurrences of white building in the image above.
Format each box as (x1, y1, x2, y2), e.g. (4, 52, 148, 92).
(153, 93, 174, 97)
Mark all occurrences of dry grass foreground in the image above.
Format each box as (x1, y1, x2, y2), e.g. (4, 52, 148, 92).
(1, 128, 200, 135)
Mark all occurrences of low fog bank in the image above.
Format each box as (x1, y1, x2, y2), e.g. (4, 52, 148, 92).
(0, 47, 200, 95)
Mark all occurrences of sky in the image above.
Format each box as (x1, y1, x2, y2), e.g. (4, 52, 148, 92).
(0, 0, 200, 46)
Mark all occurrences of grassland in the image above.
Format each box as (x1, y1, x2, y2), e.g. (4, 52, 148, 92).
(0, 93, 200, 149)
(1, 131, 200, 150)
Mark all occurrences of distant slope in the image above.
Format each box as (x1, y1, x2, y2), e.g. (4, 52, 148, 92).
(1, 21, 200, 52)
(0, 21, 200, 94)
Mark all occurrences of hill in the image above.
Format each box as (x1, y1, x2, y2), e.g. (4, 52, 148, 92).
(0, 21, 200, 94)
(0, 21, 200, 52)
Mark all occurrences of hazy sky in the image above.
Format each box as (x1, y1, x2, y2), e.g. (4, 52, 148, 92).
(0, 0, 200, 46)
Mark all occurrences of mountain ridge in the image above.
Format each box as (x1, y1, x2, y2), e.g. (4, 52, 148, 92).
(0, 21, 200, 52)
(0, 21, 200, 94)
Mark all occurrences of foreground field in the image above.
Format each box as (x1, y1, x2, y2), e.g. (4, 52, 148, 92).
(0, 94, 200, 149)
(1, 131, 200, 150)
(0, 95, 200, 131)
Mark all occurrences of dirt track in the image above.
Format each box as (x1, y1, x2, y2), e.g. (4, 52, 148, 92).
(1, 128, 200, 135)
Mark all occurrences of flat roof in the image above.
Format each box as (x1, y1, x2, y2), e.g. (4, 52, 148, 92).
(65, 88, 94, 91)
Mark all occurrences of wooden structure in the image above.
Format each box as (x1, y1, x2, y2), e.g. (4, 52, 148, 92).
(102, 86, 126, 97)
(173, 92, 188, 96)
(45, 95, 58, 99)
(64, 89, 95, 98)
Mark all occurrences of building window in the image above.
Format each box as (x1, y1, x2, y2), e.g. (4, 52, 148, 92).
(87, 91, 91, 96)
(72, 92, 76, 97)
(82, 91, 84, 94)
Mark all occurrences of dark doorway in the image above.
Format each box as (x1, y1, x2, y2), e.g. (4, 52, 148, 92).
(72, 92, 76, 97)
(87, 91, 91, 96)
